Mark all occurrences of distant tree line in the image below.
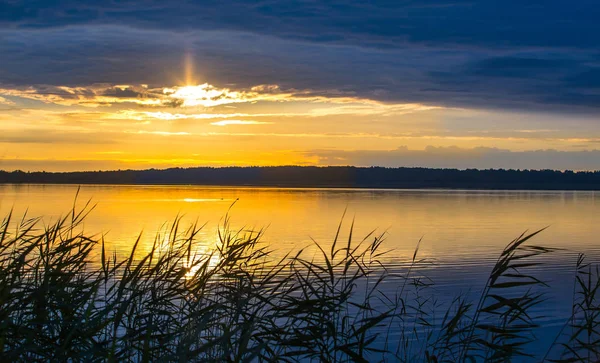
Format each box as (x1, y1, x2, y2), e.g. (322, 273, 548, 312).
(1, 166, 600, 190)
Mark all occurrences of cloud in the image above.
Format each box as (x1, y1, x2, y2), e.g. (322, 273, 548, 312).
(0, 96, 15, 105)
(0, 129, 119, 144)
(0, 0, 598, 114)
(101, 86, 148, 98)
(307, 146, 600, 170)
(0, 82, 441, 117)
(1, 0, 597, 103)
(122, 111, 258, 120)
(0, 84, 165, 107)
(465, 57, 574, 79)
(2, 1, 599, 49)
(210, 120, 272, 126)
(163, 84, 250, 108)
(131, 130, 191, 136)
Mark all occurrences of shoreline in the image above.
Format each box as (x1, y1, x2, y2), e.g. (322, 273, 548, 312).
(1, 182, 600, 191)
(2, 166, 600, 190)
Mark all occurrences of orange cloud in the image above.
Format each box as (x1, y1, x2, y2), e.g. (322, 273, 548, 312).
(210, 120, 272, 126)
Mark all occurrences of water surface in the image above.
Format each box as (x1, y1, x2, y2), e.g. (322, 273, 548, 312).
(1, 184, 598, 358)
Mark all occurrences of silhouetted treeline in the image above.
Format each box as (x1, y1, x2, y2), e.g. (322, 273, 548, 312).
(1, 166, 600, 190)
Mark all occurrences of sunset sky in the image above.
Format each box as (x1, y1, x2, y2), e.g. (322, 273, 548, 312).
(1, 1, 600, 171)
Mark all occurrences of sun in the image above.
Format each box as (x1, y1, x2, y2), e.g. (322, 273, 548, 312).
(163, 84, 247, 107)
(169, 52, 249, 107)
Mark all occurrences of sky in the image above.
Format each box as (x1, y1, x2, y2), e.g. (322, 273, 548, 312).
(1, 0, 600, 171)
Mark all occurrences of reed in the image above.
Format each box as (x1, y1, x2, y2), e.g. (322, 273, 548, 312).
(0, 201, 597, 362)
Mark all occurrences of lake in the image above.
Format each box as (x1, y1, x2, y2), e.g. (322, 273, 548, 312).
(1, 184, 599, 359)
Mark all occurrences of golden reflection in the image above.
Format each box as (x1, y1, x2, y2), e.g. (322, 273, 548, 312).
(1, 185, 599, 269)
(184, 239, 222, 280)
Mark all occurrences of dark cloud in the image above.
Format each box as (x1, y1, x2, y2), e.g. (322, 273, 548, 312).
(565, 68, 600, 90)
(0, 1, 599, 114)
(466, 57, 573, 78)
(2, 1, 599, 49)
(307, 147, 600, 170)
(101, 87, 144, 98)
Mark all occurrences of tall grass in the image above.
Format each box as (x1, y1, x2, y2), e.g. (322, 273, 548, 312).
(0, 201, 598, 362)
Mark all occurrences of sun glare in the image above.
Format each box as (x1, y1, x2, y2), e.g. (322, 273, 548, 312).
(184, 52, 195, 86)
(163, 84, 246, 107)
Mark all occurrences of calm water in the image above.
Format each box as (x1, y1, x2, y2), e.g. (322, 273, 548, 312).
(1, 184, 599, 358)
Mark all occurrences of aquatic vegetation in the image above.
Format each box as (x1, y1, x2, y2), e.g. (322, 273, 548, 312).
(0, 202, 598, 362)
